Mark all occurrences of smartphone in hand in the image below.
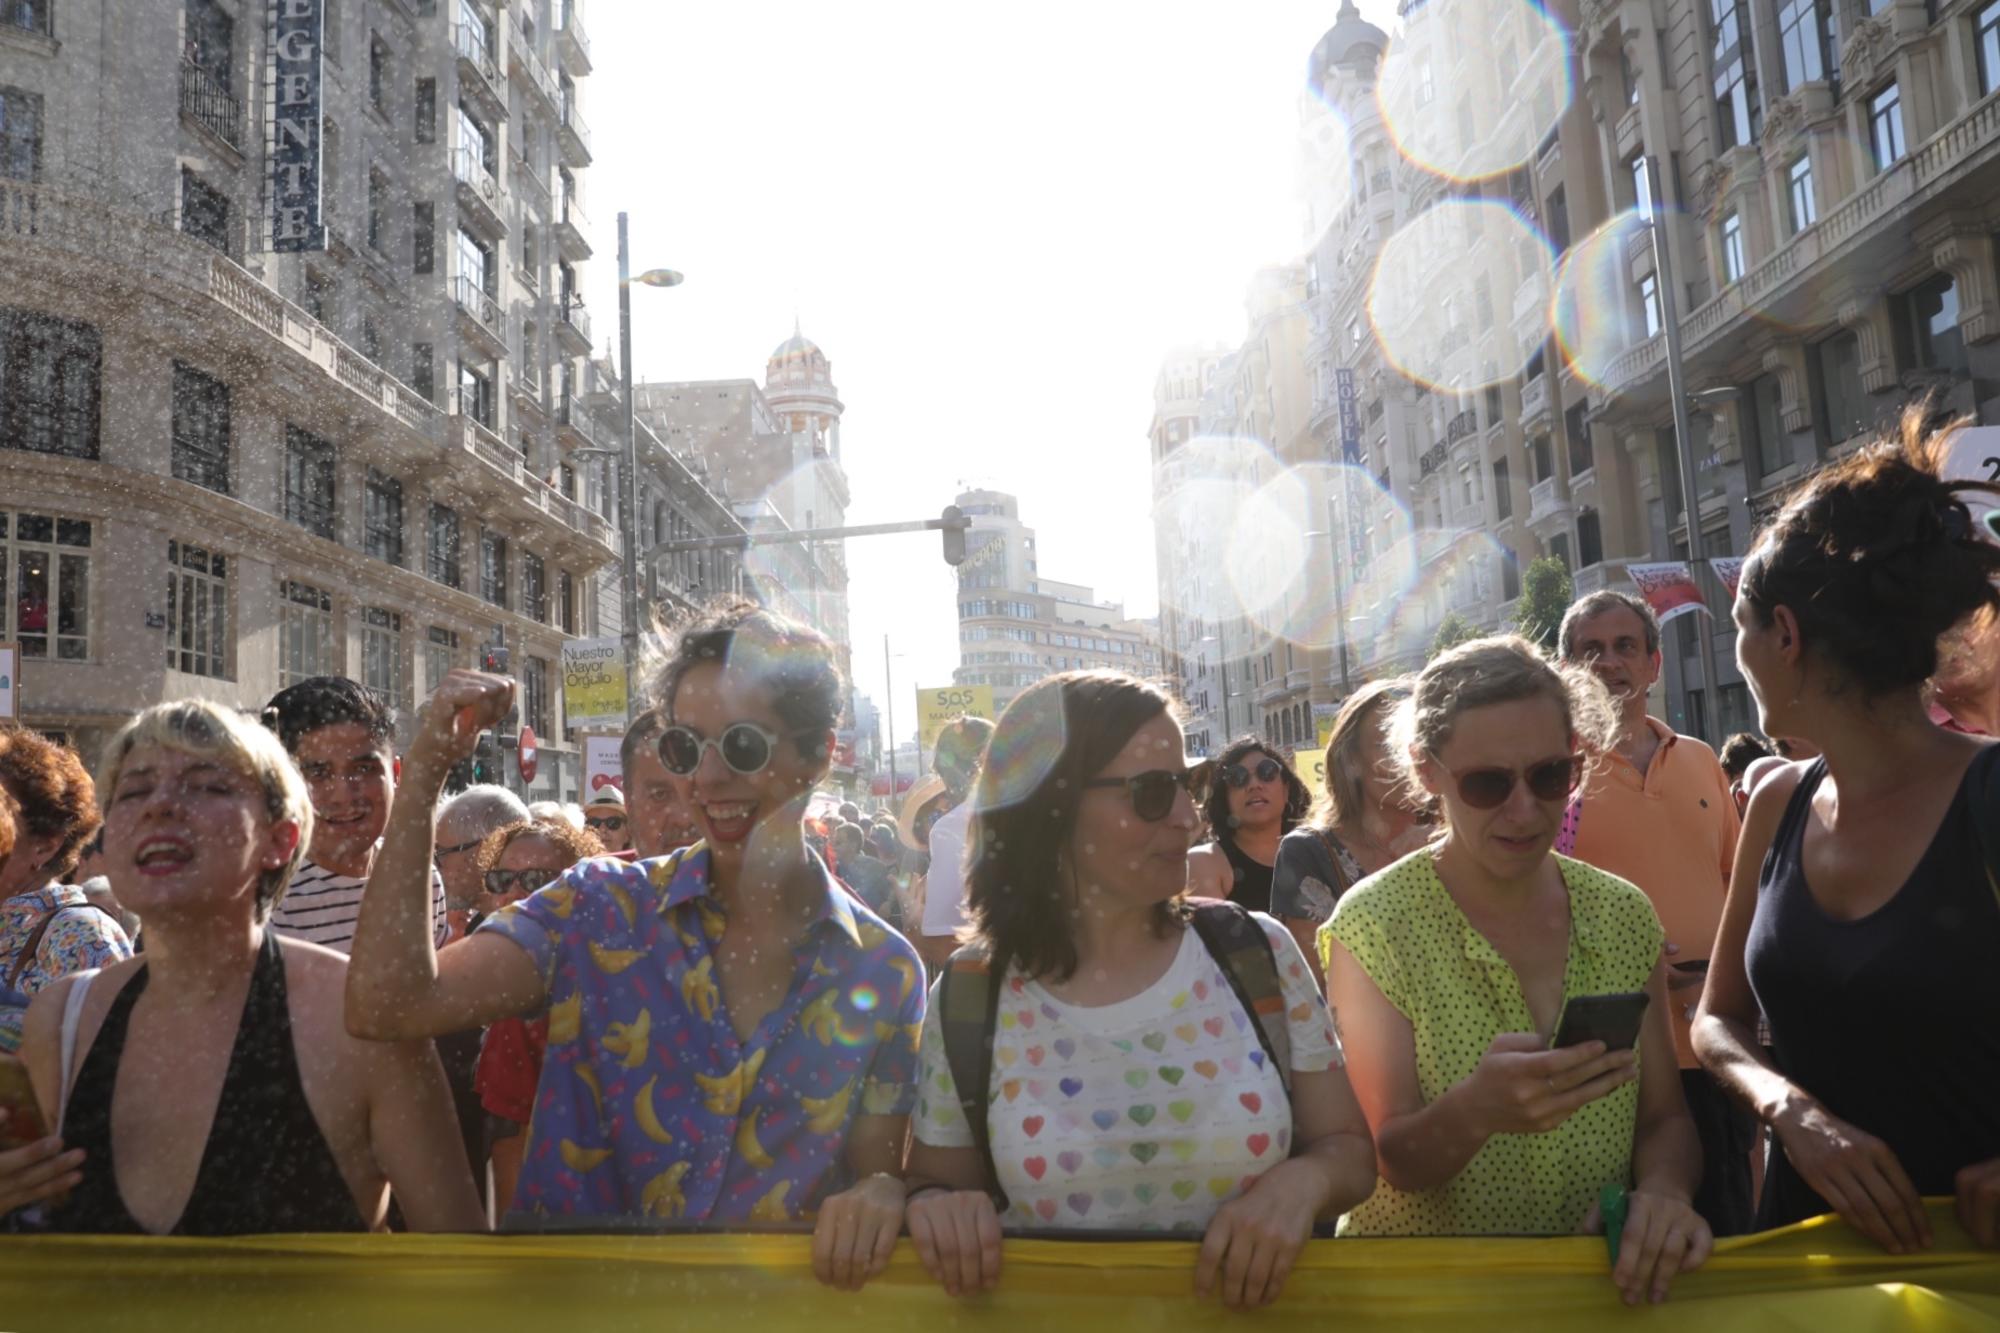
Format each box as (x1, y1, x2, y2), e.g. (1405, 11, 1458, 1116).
(0, 1054, 49, 1150)
(1550, 992, 1649, 1052)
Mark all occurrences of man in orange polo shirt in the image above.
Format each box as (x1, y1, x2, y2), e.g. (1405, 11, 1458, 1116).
(1559, 589, 1752, 1234)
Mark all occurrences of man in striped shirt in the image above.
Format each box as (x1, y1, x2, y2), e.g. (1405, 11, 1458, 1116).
(263, 676, 448, 953)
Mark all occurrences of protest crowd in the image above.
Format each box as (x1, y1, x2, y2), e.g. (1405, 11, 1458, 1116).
(0, 413, 1996, 1312)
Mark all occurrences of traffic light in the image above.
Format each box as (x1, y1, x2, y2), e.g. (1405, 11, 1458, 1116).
(481, 643, 511, 675)
(471, 731, 498, 785)
(941, 504, 966, 566)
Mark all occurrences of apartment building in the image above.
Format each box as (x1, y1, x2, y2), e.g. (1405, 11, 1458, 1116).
(0, 0, 614, 797)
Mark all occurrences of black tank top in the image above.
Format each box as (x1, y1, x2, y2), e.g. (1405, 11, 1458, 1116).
(49, 929, 366, 1235)
(1220, 836, 1276, 915)
(1745, 747, 2000, 1230)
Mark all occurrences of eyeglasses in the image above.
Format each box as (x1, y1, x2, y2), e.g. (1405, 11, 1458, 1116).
(658, 722, 800, 777)
(1082, 769, 1202, 822)
(433, 835, 483, 861)
(484, 867, 561, 897)
(585, 814, 626, 836)
(1448, 756, 1580, 810)
(1223, 757, 1283, 789)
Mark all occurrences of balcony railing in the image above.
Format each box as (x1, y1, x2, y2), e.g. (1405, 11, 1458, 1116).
(559, 295, 591, 345)
(454, 22, 505, 108)
(557, 1, 591, 70)
(179, 58, 241, 148)
(454, 272, 502, 336)
(558, 97, 592, 160)
(453, 142, 498, 198)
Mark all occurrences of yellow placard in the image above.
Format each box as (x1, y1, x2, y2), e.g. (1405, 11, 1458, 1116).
(916, 684, 995, 748)
(1293, 745, 1328, 794)
(560, 637, 628, 730)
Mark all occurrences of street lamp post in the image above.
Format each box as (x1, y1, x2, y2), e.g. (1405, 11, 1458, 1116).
(613, 210, 682, 719)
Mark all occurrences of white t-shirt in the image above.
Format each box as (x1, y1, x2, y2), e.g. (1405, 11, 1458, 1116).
(269, 857, 449, 954)
(914, 913, 1341, 1233)
(920, 800, 973, 939)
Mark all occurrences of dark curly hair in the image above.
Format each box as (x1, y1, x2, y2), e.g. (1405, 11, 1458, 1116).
(1739, 407, 2000, 696)
(1201, 736, 1310, 845)
(966, 671, 1183, 982)
(654, 598, 845, 762)
(261, 676, 396, 755)
(0, 721, 100, 881)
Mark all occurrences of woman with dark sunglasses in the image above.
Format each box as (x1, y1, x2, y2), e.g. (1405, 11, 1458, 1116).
(344, 599, 924, 1292)
(903, 671, 1375, 1311)
(1186, 739, 1312, 914)
(1321, 637, 1709, 1306)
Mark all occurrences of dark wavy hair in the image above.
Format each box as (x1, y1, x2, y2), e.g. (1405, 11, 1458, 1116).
(966, 671, 1182, 982)
(1200, 736, 1310, 845)
(1739, 407, 2000, 696)
(655, 598, 845, 762)
(261, 676, 395, 755)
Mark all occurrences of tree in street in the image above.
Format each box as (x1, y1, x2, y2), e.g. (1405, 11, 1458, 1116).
(1513, 557, 1574, 651)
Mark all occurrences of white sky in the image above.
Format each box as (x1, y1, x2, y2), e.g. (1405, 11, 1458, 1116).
(584, 1, 1399, 744)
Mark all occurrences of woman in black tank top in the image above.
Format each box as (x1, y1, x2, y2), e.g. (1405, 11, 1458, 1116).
(1694, 414, 2000, 1254)
(1187, 740, 1311, 914)
(0, 701, 483, 1235)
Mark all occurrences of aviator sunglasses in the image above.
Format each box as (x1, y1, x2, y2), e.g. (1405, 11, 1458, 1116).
(1223, 756, 1283, 788)
(1082, 768, 1203, 822)
(1448, 755, 1580, 810)
(658, 722, 814, 777)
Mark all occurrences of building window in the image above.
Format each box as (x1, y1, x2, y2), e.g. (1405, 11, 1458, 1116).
(457, 225, 493, 295)
(180, 168, 230, 256)
(458, 359, 494, 427)
(1777, 0, 1835, 91)
(1543, 185, 1570, 253)
(166, 540, 229, 678)
(1719, 211, 1746, 284)
(1503, 557, 1521, 601)
(1630, 153, 1652, 217)
(185, 0, 233, 88)
(479, 530, 507, 607)
(1711, 0, 1760, 149)
(369, 35, 390, 117)
(282, 426, 336, 540)
(1905, 273, 1969, 379)
(364, 468, 404, 567)
(1748, 372, 1790, 479)
(366, 171, 388, 255)
(1787, 154, 1816, 232)
(424, 625, 457, 695)
(0, 84, 42, 181)
(1577, 510, 1604, 568)
(1639, 272, 1662, 337)
(456, 101, 494, 174)
(1531, 434, 1554, 483)
(1813, 331, 1867, 446)
(361, 606, 404, 708)
(411, 341, 434, 401)
(521, 551, 546, 621)
(426, 503, 461, 586)
(4, 510, 91, 661)
(558, 570, 576, 634)
(1869, 83, 1906, 171)
(413, 201, 434, 273)
(303, 268, 333, 324)
(1493, 458, 1512, 519)
(278, 579, 335, 687)
(1565, 400, 1594, 474)
(1980, 0, 2000, 96)
(171, 362, 230, 494)
(1, 307, 101, 459)
(2, 1, 50, 35)
(524, 655, 551, 737)
(415, 76, 436, 141)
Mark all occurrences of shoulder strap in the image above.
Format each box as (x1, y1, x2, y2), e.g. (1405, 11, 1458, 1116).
(937, 941, 1009, 1210)
(1187, 902, 1293, 1099)
(1553, 793, 1583, 857)
(57, 968, 97, 1136)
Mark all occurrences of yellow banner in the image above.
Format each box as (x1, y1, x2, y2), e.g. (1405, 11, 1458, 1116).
(560, 637, 628, 731)
(1292, 745, 1327, 794)
(916, 684, 995, 749)
(1, 1205, 1995, 1332)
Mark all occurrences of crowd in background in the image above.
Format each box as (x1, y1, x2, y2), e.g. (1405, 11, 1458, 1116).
(0, 412, 1995, 1310)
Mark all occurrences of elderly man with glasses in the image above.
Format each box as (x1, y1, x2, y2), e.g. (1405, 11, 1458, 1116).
(434, 784, 531, 943)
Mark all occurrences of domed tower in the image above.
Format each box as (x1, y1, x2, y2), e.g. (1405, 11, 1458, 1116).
(1308, 0, 1388, 100)
(764, 319, 846, 461)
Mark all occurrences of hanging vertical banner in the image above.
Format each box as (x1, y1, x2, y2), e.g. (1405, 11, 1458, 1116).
(1626, 562, 1706, 625)
(0, 642, 16, 720)
(1335, 369, 1367, 567)
(1709, 557, 1745, 600)
(270, 0, 326, 253)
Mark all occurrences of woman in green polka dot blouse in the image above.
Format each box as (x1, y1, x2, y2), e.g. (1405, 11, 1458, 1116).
(1321, 637, 1711, 1307)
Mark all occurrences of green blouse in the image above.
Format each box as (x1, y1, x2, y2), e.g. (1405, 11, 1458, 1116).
(1320, 850, 1664, 1237)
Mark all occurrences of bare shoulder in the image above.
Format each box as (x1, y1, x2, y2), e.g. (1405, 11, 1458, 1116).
(1186, 843, 1232, 898)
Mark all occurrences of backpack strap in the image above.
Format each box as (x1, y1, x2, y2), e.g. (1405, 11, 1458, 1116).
(937, 940, 1010, 1210)
(1186, 901, 1292, 1099)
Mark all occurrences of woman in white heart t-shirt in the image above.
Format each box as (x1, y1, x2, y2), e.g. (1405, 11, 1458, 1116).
(903, 672, 1378, 1310)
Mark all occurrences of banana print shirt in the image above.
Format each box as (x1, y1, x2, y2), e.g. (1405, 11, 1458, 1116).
(476, 843, 925, 1224)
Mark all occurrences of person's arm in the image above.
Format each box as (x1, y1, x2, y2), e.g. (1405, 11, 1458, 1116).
(1270, 834, 1335, 993)
(1610, 960, 1711, 1305)
(362, 1030, 486, 1232)
(1185, 844, 1232, 901)
(1693, 768, 1931, 1254)
(1325, 936, 1636, 1193)
(346, 670, 547, 1040)
(902, 986, 1002, 1298)
(488, 1128, 524, 1219)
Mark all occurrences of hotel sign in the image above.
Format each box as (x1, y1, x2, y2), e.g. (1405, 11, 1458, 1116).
(270, 0, 326, 252)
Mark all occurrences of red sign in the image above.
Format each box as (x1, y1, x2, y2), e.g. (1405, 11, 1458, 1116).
(1626, 561, 1707, 626)
(518, 725, 539, 784)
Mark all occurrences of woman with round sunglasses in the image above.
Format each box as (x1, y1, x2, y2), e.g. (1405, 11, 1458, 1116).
(344, 600, 925, 1291)
(1322, 637, 1709, 1306)
(904, 672, 1376, 1310)
(465, 817, 605, 1217)
(1186, 739, 1312, 914)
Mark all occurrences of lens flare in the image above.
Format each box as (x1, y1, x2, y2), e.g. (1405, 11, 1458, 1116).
(1376, 0, 1572, 182)
(1369, 201, 1554, 391)
(975, 680, 1068, 814)
(849, 983, 880, 1013)
(1551, 208, 1655, 388)
(1151, 434, 1286, 631)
